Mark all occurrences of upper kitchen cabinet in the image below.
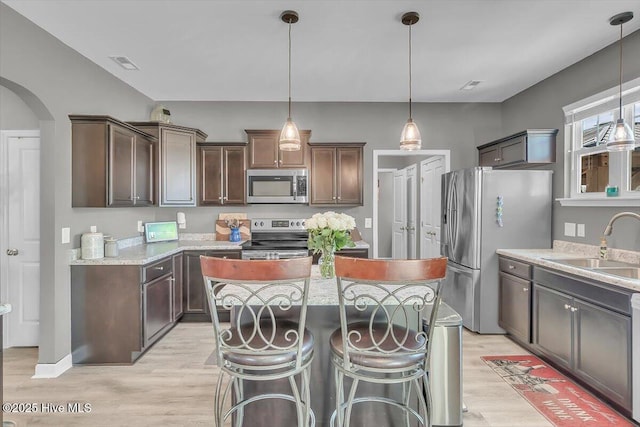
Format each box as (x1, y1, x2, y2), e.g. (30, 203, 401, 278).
(245, 129, 311, 169)
(197, 143, 247, 205)
(309, 143, 364, 206)
(477, 129, 558, 168)
(70, 115, 156, 207)
(129, 122, 207, 207)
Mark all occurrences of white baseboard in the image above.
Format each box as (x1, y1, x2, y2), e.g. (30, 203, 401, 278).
(32, 353, 72, 378)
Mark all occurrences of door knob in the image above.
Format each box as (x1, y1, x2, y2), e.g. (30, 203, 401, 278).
(400, 226, 406, 231)
(6, 248, 19, 256)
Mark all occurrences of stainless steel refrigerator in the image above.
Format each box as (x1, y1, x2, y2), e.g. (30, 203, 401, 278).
(441, 167, 552, 333)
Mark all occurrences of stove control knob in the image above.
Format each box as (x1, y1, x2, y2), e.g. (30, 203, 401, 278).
(254, 221, 258, 227)
(260, 221, 264, 227)
(290, 221, 294, 226)
(296, 221, 301, 226)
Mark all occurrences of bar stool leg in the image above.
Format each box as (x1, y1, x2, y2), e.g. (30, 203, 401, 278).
(289, 374, 305, 426)
(331, 365, 344, 427)
(343, 377, 360, 427)
(403, 378, 413, 427)
(421, 374, 432, 427)
(234, 374, 245, 427)
(303, 365, 315, 426)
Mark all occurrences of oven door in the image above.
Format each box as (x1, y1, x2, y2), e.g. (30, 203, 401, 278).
(241, 250, 309, 260)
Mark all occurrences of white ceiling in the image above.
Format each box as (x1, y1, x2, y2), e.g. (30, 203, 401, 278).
(3, 0, 640, 103)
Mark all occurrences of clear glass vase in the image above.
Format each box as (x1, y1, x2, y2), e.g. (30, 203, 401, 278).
(319, 248, 335, 279)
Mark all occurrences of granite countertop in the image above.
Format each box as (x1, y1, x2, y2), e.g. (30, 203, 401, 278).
(0, 303, 12, 316)
(497, 241, 640, 292)
(69, 238, 370, 266)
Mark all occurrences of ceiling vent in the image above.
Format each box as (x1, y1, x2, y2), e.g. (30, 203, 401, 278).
(109, 56, 140, 70)
(460, 80, 482, 90)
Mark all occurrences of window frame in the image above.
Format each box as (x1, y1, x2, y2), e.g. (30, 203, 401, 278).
(560, 77, 640, 207)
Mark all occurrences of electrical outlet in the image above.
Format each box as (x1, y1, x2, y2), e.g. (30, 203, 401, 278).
(90, 225, 97, 233)
(564, 222, 576, 237)
(137, 220, 144, 233)
(577, 224, 585, 237)
(364, 218, 372, 228)
(61, 227, 70, 244)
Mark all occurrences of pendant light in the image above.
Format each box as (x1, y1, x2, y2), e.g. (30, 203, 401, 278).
(606, 11, 635, 152)
(400, 11, 421, 151)
(279, 10, 301, 151)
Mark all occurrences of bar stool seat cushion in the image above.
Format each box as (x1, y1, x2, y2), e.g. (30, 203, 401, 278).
(329, 321, 426, 369)
(223, 320, 314, 367)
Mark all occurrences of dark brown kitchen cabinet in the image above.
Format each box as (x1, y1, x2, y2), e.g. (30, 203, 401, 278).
(309, 143, 364, 206)
(70, 255, 179, 364)
(498, 256, 532, 344)
(477, 129, 558, 169)
(70, 115, 156, 207)
(172, 253, 183, 321)
(197, 143, 247, 205)
(129, 122, 207, 207)
(246, 129, 311, 169)
(182, 249, 241, 322)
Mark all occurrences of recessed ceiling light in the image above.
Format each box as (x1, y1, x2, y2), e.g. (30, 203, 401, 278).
(460, 80, 482, 90)
(109, 56, 140, 70)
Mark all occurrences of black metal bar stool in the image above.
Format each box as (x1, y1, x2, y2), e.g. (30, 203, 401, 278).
(330, 255, 448, 427)
(200, 256, 315, 427)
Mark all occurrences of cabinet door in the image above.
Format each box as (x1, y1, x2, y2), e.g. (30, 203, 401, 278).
(248, 133, 279, 168)
(160, 128, 196, 206)
(499, 135, 526, 166)
(199, 146, 223, 205)
(108, 125, 135, 206)
(478, 145, 500, 167)
(310, 147, 336, 204)
(172, 253, 183, 321)
(574, 299, 631, 408)
(336, 147, 362, 205)
(223, 146, 246, 204)
(498, 272, 531, 343)
(134, 135, 154, 206)
(533, 285, 572, 370)
(184, 252, 209, 316)
(279, 135, 308, 168)
(143, 274, 173, 348)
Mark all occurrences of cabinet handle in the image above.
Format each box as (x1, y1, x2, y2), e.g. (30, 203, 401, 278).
(332, 196, 336, 200)
(279, 159, 283, 164)
(222, 256, 228, 259)
(154, 266, 164, 271)
(564, 303, 571, 310)
(570, 307, 578, 312)
(135, 195, 140, 200)
(223, 196, 228, 200)
(218, 196, 223, 200)
(508, 265, 515, 270)
(494, 158, 501, 162)
(522, 287, 528, 292)
(400, 226, 406, 231)
(337, 196, 341, 200)
(274, 160, 277, 164)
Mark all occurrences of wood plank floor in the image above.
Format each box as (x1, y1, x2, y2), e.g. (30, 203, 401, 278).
(3, 323, 552, 426)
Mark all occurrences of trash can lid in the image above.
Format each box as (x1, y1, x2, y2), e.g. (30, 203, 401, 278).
(423, 302, 462, 327)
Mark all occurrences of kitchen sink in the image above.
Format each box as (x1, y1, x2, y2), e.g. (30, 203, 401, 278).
(594, 267, 640, 280)
(544, 258, 633, 268)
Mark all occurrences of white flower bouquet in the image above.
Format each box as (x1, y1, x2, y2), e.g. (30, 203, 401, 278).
(305, 211, 356, 278)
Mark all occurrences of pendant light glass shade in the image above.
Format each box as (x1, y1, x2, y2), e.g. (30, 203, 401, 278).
(279, 118, 301, 151)
(607, 11, 635, 152)
(400, 118, 421, 150)
(279, 11, 301, 151)
(400, 12, 421, 151)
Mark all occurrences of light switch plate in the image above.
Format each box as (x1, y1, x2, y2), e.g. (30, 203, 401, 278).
(61, 227, 70, 244)
(564, 222, 576, 237)
(364, 218, 372, 228)
(577, 224, 585, 237)
(137, 220, 144, 233)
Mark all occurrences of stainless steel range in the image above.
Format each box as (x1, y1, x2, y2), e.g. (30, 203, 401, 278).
(241, 218, 309, 260)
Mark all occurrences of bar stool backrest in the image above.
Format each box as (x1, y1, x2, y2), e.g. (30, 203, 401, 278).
(334, 256, 448, 369)
(200, 256, 313, 370)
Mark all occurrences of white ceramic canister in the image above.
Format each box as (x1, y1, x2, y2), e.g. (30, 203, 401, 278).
(81, 232, 104, 259)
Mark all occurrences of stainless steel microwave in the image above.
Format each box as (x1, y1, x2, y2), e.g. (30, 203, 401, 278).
(246, 169, 308, 204)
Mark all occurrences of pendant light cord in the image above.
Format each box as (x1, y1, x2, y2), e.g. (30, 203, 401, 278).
(288, 19, 292, 119)
(618, 22, 623, 118)
(408, 23, 413, 120)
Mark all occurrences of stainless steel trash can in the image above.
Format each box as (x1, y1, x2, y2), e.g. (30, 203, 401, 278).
(423, 302, 463, 427)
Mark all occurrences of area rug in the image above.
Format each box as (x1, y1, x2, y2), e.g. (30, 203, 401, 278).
(482, 355, 634, 426)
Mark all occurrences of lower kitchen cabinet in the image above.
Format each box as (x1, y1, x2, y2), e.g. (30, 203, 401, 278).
(183, 249, 241, 322)
(71, 256, 181, 364)
(498, 257, 532, 343)
(532, 269, 632, 411)
(172, 253, 183, 320)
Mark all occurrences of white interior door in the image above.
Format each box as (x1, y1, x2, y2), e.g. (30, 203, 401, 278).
(391, 169, 407, 259)
(420, 156, 444, 258)
(3, 132, 40, 347)
(405, 165, 417, 259)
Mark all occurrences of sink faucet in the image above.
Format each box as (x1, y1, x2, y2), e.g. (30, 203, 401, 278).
(600, 212, 640, 259)
(602, 212, 640, 236)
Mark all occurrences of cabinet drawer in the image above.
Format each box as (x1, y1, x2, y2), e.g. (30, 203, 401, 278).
(499, 257, 531, 280)
(142, 257, 173, 283)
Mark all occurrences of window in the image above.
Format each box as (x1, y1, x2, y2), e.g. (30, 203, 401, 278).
(562, 77, 640, 205)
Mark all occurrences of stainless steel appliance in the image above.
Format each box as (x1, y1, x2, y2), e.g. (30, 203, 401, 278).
(241, 218, 309, 260)
(441, 167, 552, 333)
(246, 169, 308, 204)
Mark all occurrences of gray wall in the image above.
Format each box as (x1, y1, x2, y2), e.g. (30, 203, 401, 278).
(502, 28, 640, 251)
(0, 86, 39, 129)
